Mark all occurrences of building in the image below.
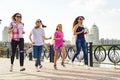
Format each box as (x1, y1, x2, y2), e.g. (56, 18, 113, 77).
(72, 24, 120, 45)
(86, 24, 100, 45)
(100, 38, 120, 45)
(71, 35, 76, 45)
(2, 27, 11, 46)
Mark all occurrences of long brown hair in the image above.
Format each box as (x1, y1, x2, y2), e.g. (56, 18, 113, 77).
(72, 16, 85, 29)
(12, 13, 22, 21)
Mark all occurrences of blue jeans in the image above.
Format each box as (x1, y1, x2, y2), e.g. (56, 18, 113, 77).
(72, 39, 88, 65)
(33, 45, 43, 67)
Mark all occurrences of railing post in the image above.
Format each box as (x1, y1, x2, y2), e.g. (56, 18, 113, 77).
(0, 19, 2, 24)
(7, 48, 10, 58)
(29, 52, 33, 61)
(87, 42, 93, 67)
(49, 45, 54, 62)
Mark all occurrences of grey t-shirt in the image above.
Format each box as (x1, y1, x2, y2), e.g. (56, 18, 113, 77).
(30, 27, 45, 46)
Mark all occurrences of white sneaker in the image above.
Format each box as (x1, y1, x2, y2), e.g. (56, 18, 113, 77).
(36, 67, 40, 72)
(69, 60, 73, 65)
(39, 65, 43, 69)
(10, 64, 13, 72)
(84, 65, 90, 69)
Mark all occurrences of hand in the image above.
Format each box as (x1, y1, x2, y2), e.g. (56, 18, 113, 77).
(13, 26, 17, 29)
(84, 29, 88, 34)
(49, 37, 52, 39)
(22, 31, 25, 34)
(32, 42, 35, 44)
(84, 31, 87, 34)
(81, 30, 84, 33)
(12, 26, 17, 31)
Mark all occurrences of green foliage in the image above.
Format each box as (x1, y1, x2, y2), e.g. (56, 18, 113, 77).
(0, 41, 3, 47)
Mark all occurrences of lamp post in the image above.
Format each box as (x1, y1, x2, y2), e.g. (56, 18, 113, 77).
(0, 19, 2, 24)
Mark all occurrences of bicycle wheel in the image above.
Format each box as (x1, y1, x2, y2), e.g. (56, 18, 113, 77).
(68, 47, 75, 60)
(77, 51, 84, 61)
(44, 49, 50, 59)
(94, 46, 106, 63)
(108, 46, 120, 64)
(41, 47, 45, 59)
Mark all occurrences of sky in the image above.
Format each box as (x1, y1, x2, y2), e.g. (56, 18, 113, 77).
(0, 0, 120, 43)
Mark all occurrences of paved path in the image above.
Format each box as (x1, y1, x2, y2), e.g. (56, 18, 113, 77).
(0, 58, 120, 80)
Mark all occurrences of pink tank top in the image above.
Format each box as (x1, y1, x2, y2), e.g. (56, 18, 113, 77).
(54, 31, 64, 47)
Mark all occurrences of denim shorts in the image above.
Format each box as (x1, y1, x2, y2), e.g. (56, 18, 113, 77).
(54, 45, 64, 50)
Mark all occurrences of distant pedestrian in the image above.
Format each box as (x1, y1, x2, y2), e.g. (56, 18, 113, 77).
(26, 46, 33, 61)
(7, 48, 10, 58)
(29, 19, 51, 72)
(53, 24, 66, 70)
(72, 16, 89, 69)
(8, 13, 25, 72)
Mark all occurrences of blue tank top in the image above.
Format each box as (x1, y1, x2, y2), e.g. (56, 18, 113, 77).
(76, 26, 85, 39)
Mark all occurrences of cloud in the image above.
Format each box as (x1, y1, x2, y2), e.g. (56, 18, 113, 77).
(99, 8, 120, 15)
(69, 0, 107, 12)
(109, 9, 120, 14)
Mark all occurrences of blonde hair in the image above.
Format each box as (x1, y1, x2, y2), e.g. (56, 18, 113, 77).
(56, 24, 62, 31)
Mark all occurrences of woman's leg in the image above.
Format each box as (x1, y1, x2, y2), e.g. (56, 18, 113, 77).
(11, 40, 17, 65)
(18, 38, 24, 67)
(54, 50, 59, 65)
(10, 40, 18, 72)
(33, 46, 38, 67)
(54, 48, 59, 70)
(18, 38, 25, 71)
(33, 46, 40, 72)
(81, 40, 88, 65)
(60, 46, 66, 64)
(37, 46, 43, 66)
(72, 39, 81, 62)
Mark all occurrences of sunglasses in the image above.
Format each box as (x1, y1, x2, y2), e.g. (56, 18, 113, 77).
(37, 21, 42, 23)
(16, 16, 22, 18)
(79, 19, 84, 20)
(78, 18, 84, 20)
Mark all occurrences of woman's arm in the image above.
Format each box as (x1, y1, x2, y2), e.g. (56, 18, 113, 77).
(53, 34, 62, 40)
(8, 26, 16, 33)
(53, 37, 62, 40)
(73, 25, 84, 35)
(42, 36, 52, 40)
(8, 22, 17, 33)
(8, 28, 13, 33)
(29, 34, 34, 44)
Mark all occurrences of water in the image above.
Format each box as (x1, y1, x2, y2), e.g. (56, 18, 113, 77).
(93, 50, 120, 68)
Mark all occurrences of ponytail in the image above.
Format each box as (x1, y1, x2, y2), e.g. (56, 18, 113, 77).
(42, 24, 47, 28)
(35, 19, 47, 28)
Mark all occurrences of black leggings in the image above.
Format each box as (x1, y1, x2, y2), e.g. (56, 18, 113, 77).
(11, 38, 24, 66)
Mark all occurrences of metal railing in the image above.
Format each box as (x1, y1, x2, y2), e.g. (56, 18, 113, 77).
(1, 43, 120, 67)
(93, 44, 120, 65)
